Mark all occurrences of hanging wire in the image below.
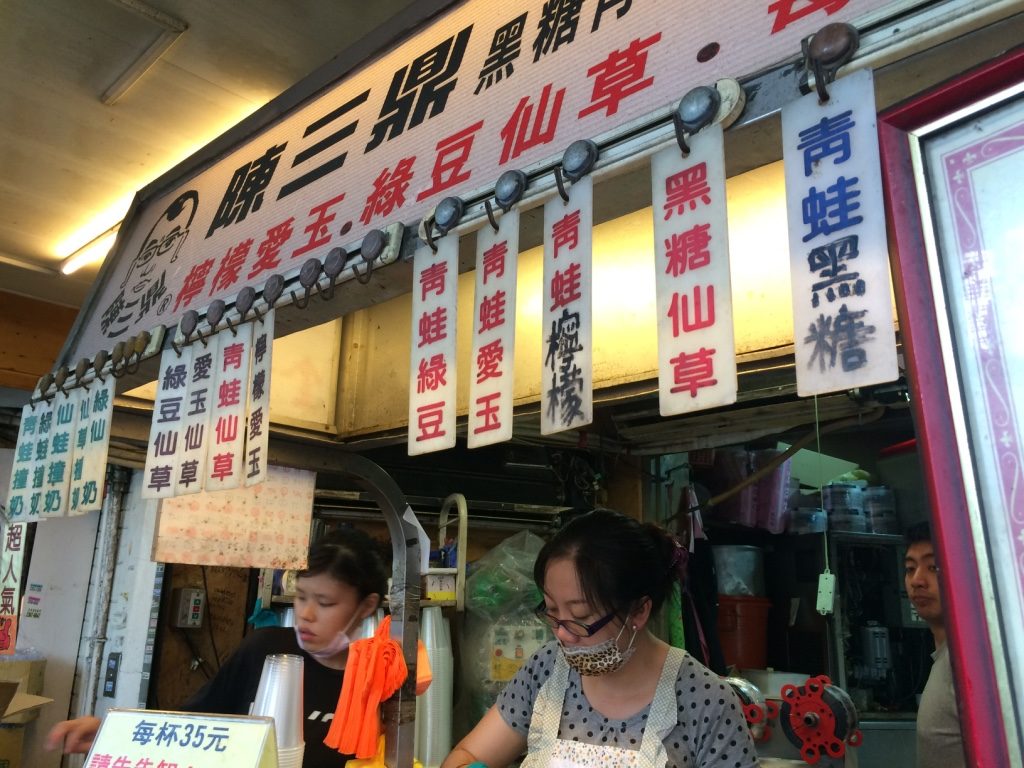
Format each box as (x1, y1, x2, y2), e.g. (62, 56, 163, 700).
(814, 394, 831, 573)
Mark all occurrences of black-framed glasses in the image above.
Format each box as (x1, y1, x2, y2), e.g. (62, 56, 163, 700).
(534, 600, 617, 638)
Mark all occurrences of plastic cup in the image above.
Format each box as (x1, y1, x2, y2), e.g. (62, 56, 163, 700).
(251, 653, 305, 750)
(276, 744, 305, 768)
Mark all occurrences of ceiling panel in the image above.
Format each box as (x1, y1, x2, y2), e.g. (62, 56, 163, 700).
(0, 0, 418, 305)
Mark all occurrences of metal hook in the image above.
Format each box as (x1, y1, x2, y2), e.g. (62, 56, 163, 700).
(251, 304, 264, 323)
(672, 110, 690, 156)
(320, 275, 338, 300)
(553, 166, 570, 203)
(290, 285, 312, 309)
(353, 255, 376, 285)
(125, 351, 141, 375)
(487, 198, 503, 231)
(812, 57, 830, 103)
(224, 315, 238, 335)
(424, 215, 438, 253)
(804, 22, 859, 104)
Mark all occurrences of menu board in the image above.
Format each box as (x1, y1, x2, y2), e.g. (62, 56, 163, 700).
(154, 465, 315, 568)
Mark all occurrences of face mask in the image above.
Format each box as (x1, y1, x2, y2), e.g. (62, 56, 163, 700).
(294, 614, 359, 661)
(559, 622, 638, 676)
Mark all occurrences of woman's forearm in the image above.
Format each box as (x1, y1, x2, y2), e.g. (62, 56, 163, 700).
(440, 746, 481, 768)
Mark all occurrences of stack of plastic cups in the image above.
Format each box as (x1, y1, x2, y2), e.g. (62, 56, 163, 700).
(251, 653, 305, 768)
(414, 606, 454, 768)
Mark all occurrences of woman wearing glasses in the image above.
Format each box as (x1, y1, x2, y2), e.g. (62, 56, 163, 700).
(443, 508, 758, 768)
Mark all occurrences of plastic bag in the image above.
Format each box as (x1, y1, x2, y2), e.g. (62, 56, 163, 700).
(456, 530, 548, 737)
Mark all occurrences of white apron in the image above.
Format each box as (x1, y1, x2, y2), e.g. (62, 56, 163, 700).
(521, 646, 685, 768)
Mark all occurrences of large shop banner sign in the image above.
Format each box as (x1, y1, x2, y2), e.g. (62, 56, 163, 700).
(409, 237, 459, 455)
(782, 68, 897, 396)
(468, 208, 520, 448)
(651, 124, 738, 416)
(71, 0, 903, 361)
(542, 176, 593, 436)
(0, 522, 26, 655)
(71, 378, 115, 515)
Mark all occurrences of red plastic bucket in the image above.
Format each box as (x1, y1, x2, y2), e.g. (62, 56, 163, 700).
(717, 595, 773, 669)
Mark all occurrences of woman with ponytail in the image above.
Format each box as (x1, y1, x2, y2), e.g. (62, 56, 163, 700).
(444, 508, 757, 768)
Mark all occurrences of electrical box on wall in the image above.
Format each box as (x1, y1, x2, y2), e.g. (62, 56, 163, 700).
(173, 588, 206, 629)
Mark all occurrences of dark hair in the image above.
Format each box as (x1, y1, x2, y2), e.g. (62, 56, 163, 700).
(300, 526, 388, 600)
(905, 521, 932, 546)
(534, 508, 683, 619)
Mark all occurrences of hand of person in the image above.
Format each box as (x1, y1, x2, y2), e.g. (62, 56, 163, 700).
(45, 716, 102, 754)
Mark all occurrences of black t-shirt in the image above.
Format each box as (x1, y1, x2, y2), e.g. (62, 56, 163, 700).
(185, 627, 352, 768)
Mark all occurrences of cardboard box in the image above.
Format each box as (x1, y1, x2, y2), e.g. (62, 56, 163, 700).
(0, 681, 51, 723)
(0, 660, 45, 725)
(0, 724, 26, 768)
(0, 681, 51, 768)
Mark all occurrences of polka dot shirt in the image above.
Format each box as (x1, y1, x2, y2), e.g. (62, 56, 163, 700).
(496, 641, 759, 768)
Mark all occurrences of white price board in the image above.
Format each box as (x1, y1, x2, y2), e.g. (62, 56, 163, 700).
(85, 709, 277, 768)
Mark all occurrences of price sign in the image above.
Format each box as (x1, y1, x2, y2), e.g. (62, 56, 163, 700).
(85, 709, 277, 768)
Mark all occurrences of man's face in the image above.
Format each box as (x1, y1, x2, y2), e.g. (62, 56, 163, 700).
(905, 540, 944, 625)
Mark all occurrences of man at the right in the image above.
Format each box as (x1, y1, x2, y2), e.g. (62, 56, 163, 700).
(905, 521, 966, 768)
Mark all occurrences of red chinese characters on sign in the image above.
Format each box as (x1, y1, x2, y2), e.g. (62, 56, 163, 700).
(292, 193, 347, 259)
(578, 34, 661, 119)
(247, 219, 295, 279)
(662, 160, 717, 391)
(206, 325, 252, 490)
(767, 0, 849, 34)
(409, 237, 458, 454)
(209, 241, 253, 295)
(469, 208, 520, 448)
(175, 259, 215, 311)
(361, 157, 416, 225)
(500, 83, 565, 165)
(417, 121, 484, 201)
(651, 125, 737, 416)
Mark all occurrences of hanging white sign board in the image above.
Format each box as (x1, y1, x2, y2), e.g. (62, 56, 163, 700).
(468, 209, 520, 448)
(782, 68, 898, 396)
(408, 238, 459, 454)
(541, 176, 593, 435)
(651, 124, 738, 415)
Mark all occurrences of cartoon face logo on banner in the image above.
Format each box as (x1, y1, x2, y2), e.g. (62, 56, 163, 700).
(100, 190, 199, 339)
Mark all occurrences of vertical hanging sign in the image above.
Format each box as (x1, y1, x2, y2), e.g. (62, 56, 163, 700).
(245, 310, 275, 486)
(71, 377, 115, 514)
(408, 237, 458, 455)
(541, 177, 593, 435)
(40, 388, 82, 518)
(206, 325, 253, 491)
(143, 347, 190, 499)
(27, 399, 53, 519)
(468, 211, 519, 448)
(5, 404, 38, 520)
(782, 68, 897, 396)
(651, 124, 738, 415)
(176, 336, 219, 496)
